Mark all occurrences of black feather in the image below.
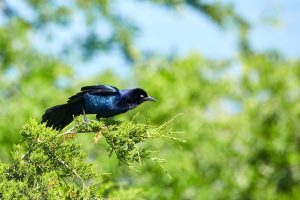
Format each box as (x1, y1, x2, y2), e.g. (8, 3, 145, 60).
(68, 84, 119, 103)
(41, 84, 156, 131)
(42, 101, 84, 130)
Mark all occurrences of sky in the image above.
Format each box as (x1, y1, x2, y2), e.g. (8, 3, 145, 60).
(116, 0, 299, 58)
(3, 0, 300, 77)
(80, 0, 300, 76)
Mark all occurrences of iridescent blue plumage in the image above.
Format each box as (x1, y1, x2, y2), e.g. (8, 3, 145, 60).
(42, 84, 156, 130)
(84, 93, 127, 117)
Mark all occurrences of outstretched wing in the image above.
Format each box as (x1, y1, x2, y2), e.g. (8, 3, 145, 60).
(67, 84, 119, 103)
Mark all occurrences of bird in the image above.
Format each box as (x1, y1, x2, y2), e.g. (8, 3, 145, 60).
(42, 84, 157, 130)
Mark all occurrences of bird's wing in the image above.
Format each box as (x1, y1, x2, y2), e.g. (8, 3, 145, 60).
(80, 84, 119, 93)
(67, 84, 119, 103)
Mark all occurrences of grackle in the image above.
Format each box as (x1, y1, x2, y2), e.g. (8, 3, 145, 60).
(42, 84, 157, 130)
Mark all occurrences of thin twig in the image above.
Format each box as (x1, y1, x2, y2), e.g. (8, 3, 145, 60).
(131, 112, 140, 121)
(58, 175, 70, 188)
(133, 143, 142, 165)
(58, 159, 86, 190)
(64, 125, 78, 134)
(21, 150, 31, 160)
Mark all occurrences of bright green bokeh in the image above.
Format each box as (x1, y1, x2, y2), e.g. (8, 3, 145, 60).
(0, 1, 299, 199)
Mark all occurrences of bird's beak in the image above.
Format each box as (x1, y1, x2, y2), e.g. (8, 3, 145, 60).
(144, 96, 157, 102)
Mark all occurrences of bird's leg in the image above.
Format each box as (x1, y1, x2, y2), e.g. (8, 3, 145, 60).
(82, 108, 89, 129)
(82, 108, 88, 122)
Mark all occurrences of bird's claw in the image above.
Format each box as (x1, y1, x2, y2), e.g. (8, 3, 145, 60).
(84, 116, 89, 123)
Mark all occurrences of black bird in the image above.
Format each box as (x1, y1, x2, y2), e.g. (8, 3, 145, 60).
(42, 84, 157, 130)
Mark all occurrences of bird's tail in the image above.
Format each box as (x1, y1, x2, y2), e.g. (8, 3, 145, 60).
(42, 102, 84, 130)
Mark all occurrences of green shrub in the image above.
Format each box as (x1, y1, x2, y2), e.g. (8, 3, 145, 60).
(0, 117, 182, 199)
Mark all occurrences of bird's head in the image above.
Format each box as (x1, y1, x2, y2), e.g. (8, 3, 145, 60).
(125, 88, 157, 107)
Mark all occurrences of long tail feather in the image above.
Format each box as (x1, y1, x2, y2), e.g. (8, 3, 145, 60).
(42, 102, 83, 130)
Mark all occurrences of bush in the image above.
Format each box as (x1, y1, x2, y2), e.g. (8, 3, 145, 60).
(0, 117, 182, 199)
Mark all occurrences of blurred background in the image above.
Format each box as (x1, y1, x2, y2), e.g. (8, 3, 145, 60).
(0, 0, 300, 199)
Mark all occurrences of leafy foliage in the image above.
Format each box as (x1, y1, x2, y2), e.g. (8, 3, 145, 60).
(71, 116, 184, 167)
(0, 117, 181, 199)
(0, 1, 299, 199)
(126, 53, 300, 199)
(0, 0, 247, 160)
(1, 51, 300, 199)
(0, 120, 101, 199)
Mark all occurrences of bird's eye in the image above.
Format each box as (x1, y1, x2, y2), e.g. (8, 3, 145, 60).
(140, 94, 144, 98)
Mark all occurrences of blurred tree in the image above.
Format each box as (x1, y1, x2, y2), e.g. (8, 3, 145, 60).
(2, 1, 299, 200)
(0, 0, 248, 63)
(0, 22, 73, 159)
(123, 52, 300, 199)
(0, 0, 247, 159)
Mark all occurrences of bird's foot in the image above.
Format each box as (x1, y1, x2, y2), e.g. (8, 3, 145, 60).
(82, 108, 89, 128)
(84, 115, 89, 123)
